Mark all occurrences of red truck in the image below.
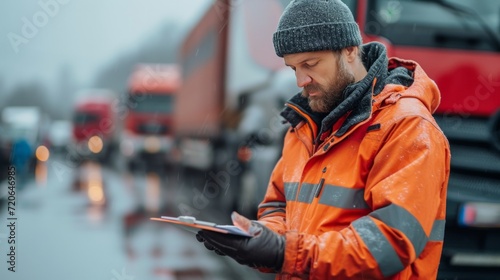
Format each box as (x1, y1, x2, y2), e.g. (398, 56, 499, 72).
(345, 0, 500, 278)
(70, 89, 119, 165)
(120, 64, 179, 171)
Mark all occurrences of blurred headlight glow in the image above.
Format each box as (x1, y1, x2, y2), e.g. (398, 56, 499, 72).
(120, 139, 135, 157)
(237, 146, 252, 162)
(35, 145, 50, 162)
(88, 136, 103, 154)
(88, 184, 105, 204)
(144, 136, 161, 153)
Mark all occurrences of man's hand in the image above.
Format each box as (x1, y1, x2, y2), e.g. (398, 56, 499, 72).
(195, 222, 285, 272)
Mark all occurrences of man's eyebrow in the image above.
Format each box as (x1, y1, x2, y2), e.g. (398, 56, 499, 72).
(285, 57, 320, 67)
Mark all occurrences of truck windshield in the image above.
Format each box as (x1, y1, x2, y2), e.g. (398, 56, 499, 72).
(129, 93, 173, 114)
(73, 112, 99, 125)
(366, 0, 500, 51)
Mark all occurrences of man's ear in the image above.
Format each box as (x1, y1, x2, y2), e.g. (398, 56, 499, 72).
(343, 46, 358, 63)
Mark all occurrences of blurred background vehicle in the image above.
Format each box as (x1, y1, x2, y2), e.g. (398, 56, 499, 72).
(69, 89, 120, 166)
(46, 119, 72, 155)
(235, 68, 299, 218)
(120, 63, 179, 172)
(1, 106, 50, 187)
(0, 124, 10, 182)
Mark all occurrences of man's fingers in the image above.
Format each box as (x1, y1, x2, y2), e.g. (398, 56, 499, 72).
(214, 249, 226, 256)
(195, 233, 204, 243)
(203, 242, 216, 251)
(196, 231, 227, 256)
(198, 230, 228, 242)
(198, 230, 242, 253)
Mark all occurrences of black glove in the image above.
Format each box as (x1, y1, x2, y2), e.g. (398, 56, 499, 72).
(196, 222, 285, 271)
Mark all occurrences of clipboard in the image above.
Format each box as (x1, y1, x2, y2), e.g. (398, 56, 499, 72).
(150, 215, 253, 237)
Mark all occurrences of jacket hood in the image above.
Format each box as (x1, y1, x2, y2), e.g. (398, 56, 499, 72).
(376, 58, 441, 114)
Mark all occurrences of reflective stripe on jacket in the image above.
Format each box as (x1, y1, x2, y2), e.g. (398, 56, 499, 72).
(258, 56, 451, 279)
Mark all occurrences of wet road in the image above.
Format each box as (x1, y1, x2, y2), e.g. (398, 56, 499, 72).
(0, 154, 275, 280)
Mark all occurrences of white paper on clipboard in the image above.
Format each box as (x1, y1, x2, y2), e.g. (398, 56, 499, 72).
(150, 215, 253, 237)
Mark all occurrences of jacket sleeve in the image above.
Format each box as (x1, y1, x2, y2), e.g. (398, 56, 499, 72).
(280, 115, 450, 278)
(257, 155, 287, 235)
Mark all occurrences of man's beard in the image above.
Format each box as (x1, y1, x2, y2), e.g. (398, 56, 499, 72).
(302, 56, 355, 113)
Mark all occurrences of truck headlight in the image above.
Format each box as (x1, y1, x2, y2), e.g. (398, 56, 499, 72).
(35, 145, 50, 162)
(88, 136, 103, 154)
(144, 136, 161, 153)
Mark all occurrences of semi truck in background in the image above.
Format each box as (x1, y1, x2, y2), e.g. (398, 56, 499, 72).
(120, 64, 179, 172)
(175, 0, 297, 218)
(70, 89, 119, 165)
(345, 0, 500, 278)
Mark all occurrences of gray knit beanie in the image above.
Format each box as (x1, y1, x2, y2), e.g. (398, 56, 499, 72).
(273, 0, 362, 57)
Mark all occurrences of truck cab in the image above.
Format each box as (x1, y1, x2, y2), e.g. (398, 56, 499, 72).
(120, 64, 179, 171)
(70, 90, 119, 165)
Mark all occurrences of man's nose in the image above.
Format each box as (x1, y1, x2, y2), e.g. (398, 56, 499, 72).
(295, 70, 312, 88)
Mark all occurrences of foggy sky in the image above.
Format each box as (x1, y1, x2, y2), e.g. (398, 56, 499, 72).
(0, 0, 210, 98)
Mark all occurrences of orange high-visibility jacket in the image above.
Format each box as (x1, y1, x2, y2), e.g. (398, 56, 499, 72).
(258, 54, 451, 279)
